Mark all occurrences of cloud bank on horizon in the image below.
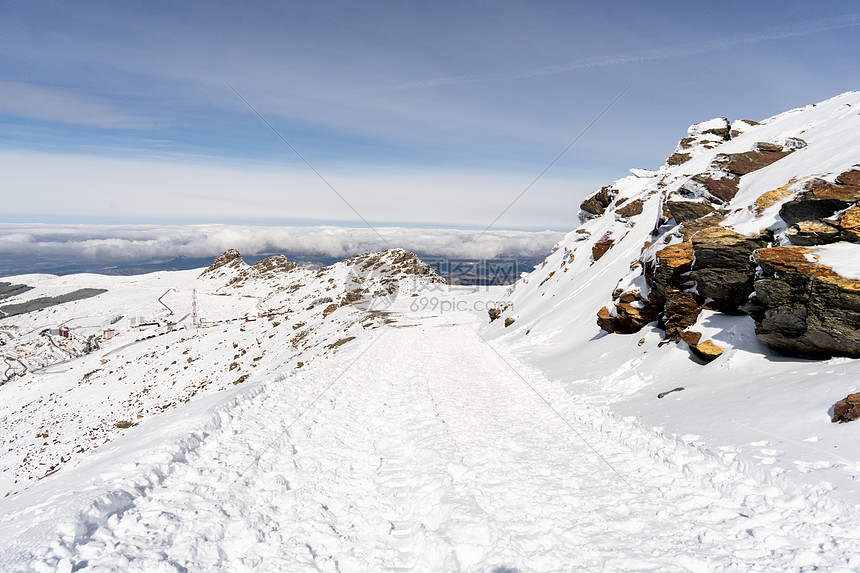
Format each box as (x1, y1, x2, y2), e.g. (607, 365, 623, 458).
(0, 224, 564, 262)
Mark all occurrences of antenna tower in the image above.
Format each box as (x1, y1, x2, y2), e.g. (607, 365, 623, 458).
(191, 287, 199, 329)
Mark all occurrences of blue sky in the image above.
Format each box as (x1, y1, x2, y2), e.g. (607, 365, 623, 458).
(2, 0, 859, 231)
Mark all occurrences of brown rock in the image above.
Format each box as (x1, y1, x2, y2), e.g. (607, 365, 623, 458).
(504, 317, 516, 327)
(322, 303, 339, 317)
(663, 292, 702, 339)
(667, 152, 691, 166)
(581, 186, 617, 217)
(747, 246, 860, 357)
(690, 173, 740, 202)
(832, 393, 860, 423)
(711, 143, 793, 176)
(679, 330, 702, 347)
(596, 290, 662, 334)
(647, 242, 694, 299)
(836, 169, 860, 187)
(785, 220, 840, 246)
(753, 178, 799, 216)
(615, 198, 645, 218)
(690, 227, 768, 310)
(488, 308, 501, 322)
(592, 233, 615, 261)
(679, 211, 727, 242)
(690, 339, 725, 362)
(836, 204, 860, 242)
(780, 172, 860, 226)
(665, 201, 716, 224)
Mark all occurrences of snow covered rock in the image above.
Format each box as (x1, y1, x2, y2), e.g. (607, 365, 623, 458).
(666, 117, 731, 165)
(579, 185, 617, 218)
(199, 248, 248, 280)
(710, 141, 798, 176)
(689, 226, 768, 310)
(780, 170, 860, 226)
(748, 245, 860, 357)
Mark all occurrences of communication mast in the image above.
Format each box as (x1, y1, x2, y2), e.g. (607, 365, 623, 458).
(191, 287, 199, 329)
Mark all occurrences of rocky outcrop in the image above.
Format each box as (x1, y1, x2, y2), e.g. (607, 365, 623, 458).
(836, 204, 860, 241)
(647, 242, 694, 300)
(784, 220, 840, 246)
(665, 201, 716, 224)
(666, 118, 731, 166)
(780, 171, 860, 227)
(686, 173, 740, 203)
(615, 198, 645, 219)
(250, 255, 297, 275)
(580, 186, 617, 217)
(201, 249, 246, 278)
(597, 291, 662, 334)
(710, 141, 797, 176)
(747, 246, 860, 357)
(832, 393, 860, 423)
(662, 292, 702, 339)
(690, 227, 768, 310)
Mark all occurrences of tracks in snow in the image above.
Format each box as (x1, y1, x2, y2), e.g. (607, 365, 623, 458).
(17, 322, 860, 572)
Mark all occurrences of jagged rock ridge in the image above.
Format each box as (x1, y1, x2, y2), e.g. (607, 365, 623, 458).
(526, 91, 860, 359)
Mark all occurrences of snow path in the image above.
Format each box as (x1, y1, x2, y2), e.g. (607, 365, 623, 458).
(18, 322, 860, 571)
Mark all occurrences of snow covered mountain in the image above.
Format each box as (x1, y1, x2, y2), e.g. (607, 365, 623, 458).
(483, 90, 860, 510)
(0, 249, 442, 491)
(2, 93, 860, 571)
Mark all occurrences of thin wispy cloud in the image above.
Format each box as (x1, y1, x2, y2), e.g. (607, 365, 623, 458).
(0, 224, 564, 262)
(392, 14, 860, 90)
(0, 82, 152, 129)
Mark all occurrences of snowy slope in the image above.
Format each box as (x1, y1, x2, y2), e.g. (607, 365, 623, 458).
(0, 249, 441, 493)
(484, 91, 860, 505)
(3, 93, 860, 572)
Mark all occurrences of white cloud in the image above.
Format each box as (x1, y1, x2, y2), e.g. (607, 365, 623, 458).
(0, 82, 151, 129)
(0, 223, 564, 262)
(0, 150, 603, 229)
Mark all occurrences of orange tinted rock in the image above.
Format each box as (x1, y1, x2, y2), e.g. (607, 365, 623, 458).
(615, 198, 645, 218)
(753, 178, 799, 215)
(690, 339, 725, 362)
(837, 204, 860, 242)
(748, 246, 860, 357)
(780, 171, 860, 225)
(596, 291, 662, 334)
(785, 220, 840, 246)
(648, 242, 694, 299)
(832, 393, 860, 423)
